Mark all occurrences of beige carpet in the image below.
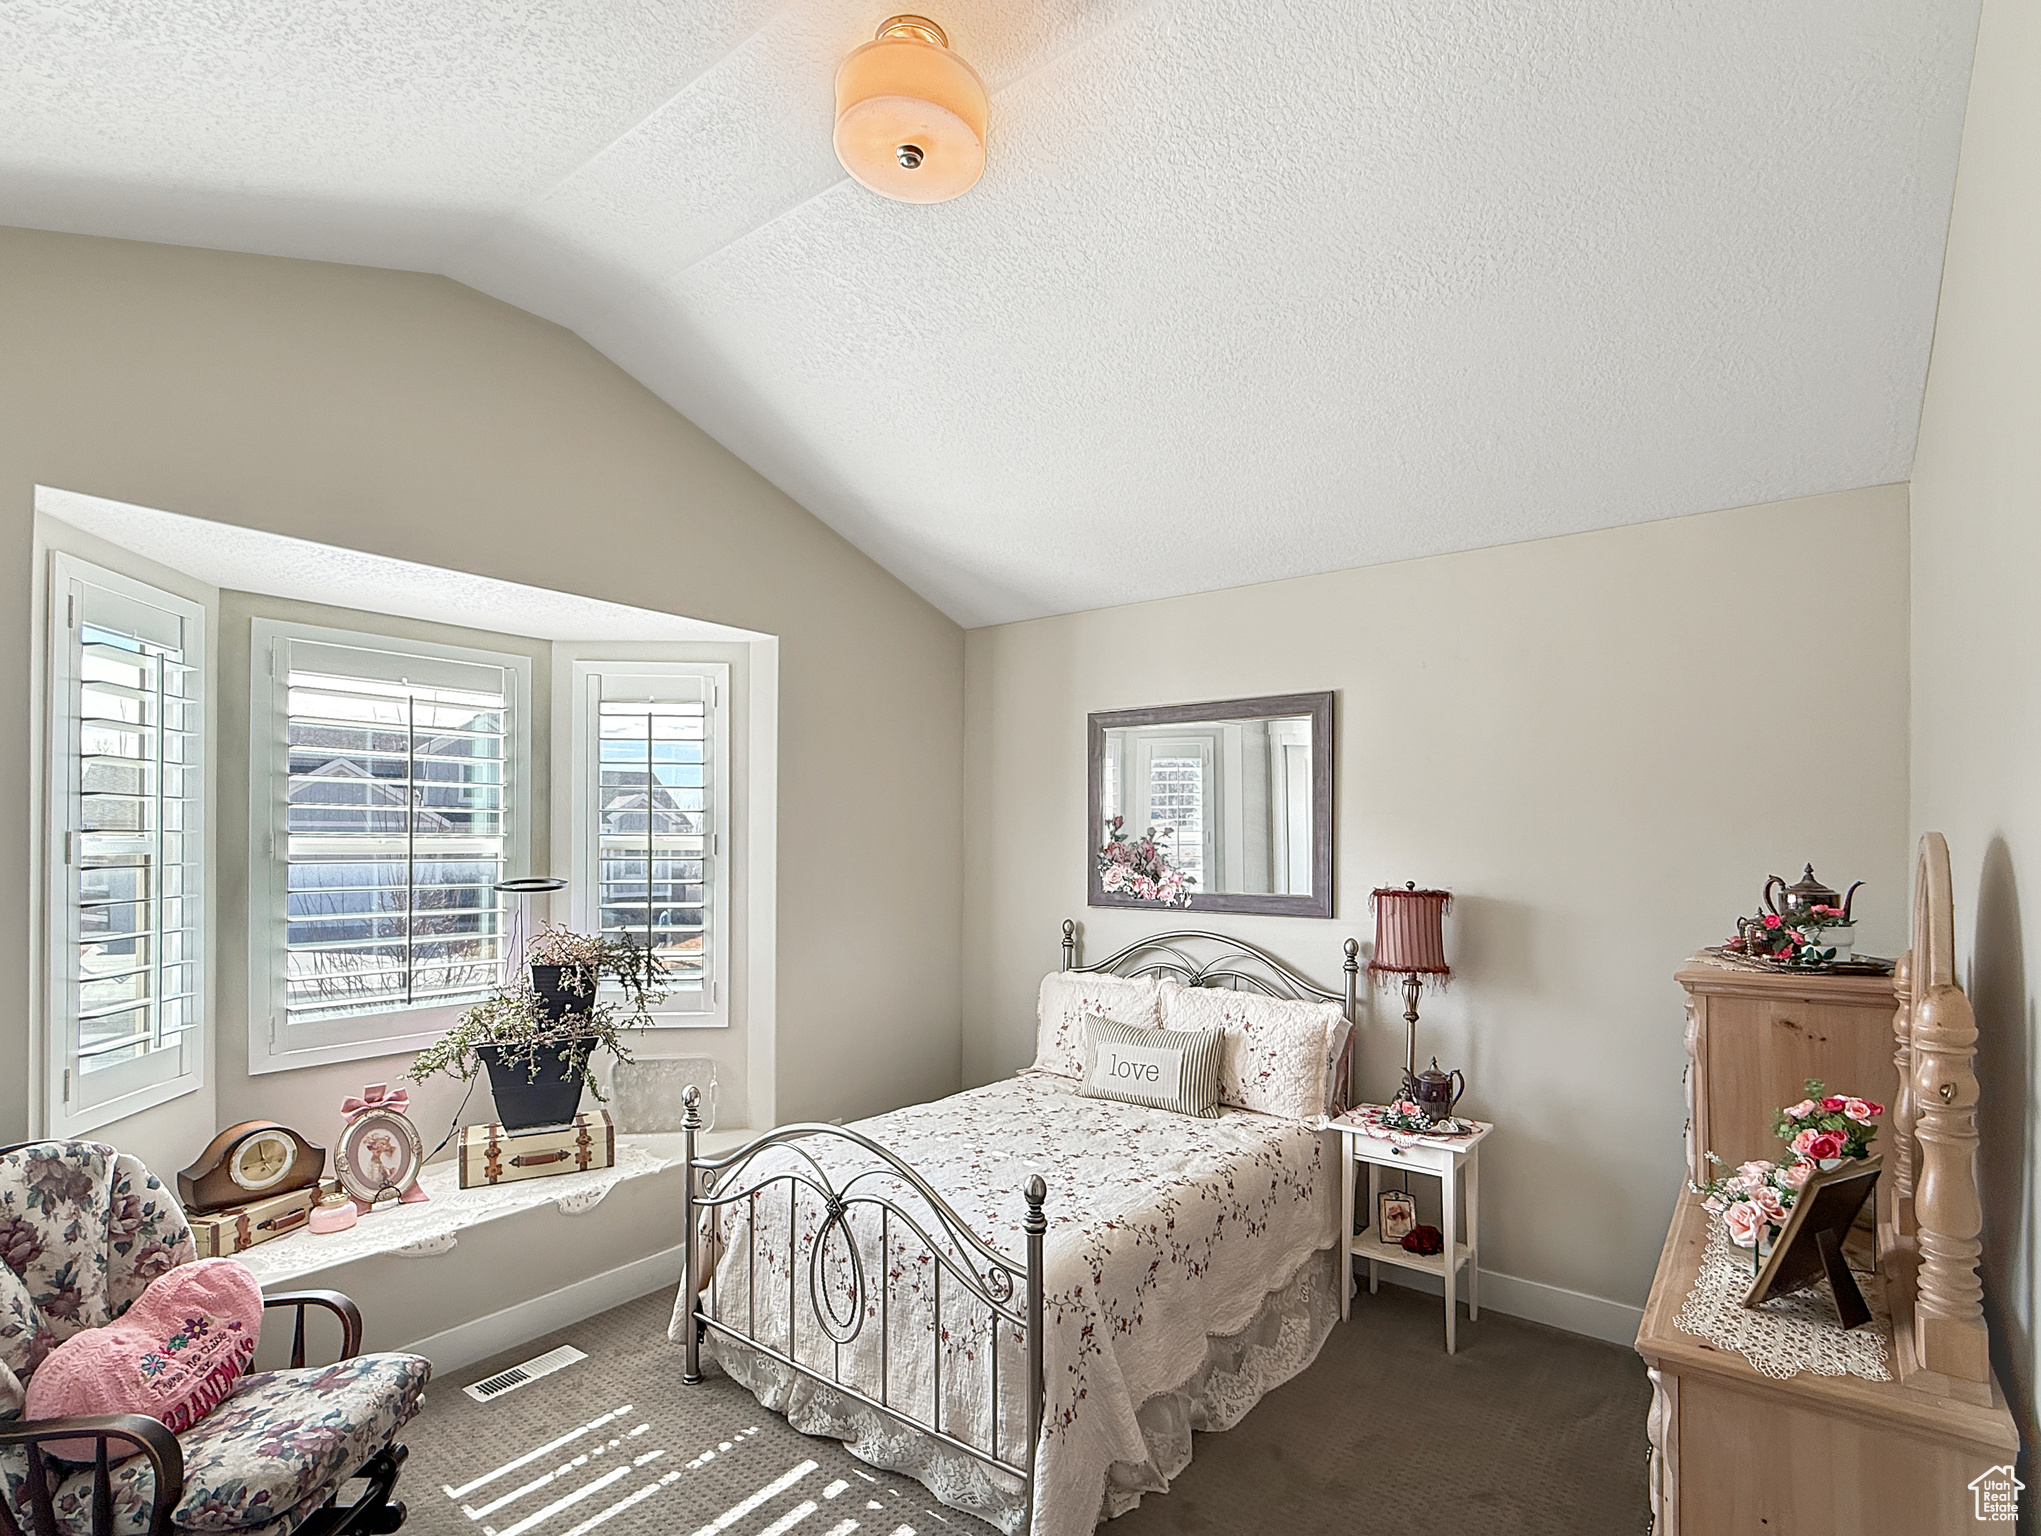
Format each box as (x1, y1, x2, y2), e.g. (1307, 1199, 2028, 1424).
(1108, 1283, 1651, 1535)
(396, 1281, 1649, 1536)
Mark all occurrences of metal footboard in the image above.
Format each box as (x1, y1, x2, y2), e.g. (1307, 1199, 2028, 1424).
(678, 1087, 1047, 1530)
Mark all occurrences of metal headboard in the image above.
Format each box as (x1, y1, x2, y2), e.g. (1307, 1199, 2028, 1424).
(1061, 918, 1363, 1105)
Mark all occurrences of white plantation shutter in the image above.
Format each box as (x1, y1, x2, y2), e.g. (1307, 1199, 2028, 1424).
(251, 623, 531, 1070)
(47, 556, 207, 1130)
(597, 694, 709, 1002)
(570, 663, 729, 1025)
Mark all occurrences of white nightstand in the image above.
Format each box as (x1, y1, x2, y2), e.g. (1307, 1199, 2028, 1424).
(1330, 1110, 1493, 1352)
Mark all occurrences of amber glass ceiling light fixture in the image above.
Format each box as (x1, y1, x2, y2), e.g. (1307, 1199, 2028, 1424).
(834, 16, 987, 203)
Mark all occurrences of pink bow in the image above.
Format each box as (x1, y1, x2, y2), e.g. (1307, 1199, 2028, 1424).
(342, 1083, 410, 1118)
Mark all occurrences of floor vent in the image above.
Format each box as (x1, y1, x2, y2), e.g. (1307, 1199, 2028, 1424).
(464, 1345, 588, 1403)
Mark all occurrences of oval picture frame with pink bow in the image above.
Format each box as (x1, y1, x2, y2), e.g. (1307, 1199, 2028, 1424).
(336, 1083, 430, 1211)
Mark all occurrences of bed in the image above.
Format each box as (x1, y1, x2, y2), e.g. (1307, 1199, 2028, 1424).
(669, 922, 1362, 1535)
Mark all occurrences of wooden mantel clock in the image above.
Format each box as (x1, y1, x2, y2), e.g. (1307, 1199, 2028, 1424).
(178, 1121, 327, 1215)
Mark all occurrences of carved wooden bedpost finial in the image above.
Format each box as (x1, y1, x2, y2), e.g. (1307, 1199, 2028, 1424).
(1912, 981, 1990, 1382)
(1890, 948, 1915, 1216)
(1907, 833, 1992, 1384)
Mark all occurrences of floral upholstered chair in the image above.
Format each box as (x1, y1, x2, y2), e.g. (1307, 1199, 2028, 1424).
(0, 1142, 430, 1536)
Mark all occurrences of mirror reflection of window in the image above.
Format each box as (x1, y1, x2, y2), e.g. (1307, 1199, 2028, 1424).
(1146, 752, 1207, 889)
(1101, 714, 1313, 897)
(1270, 719, 1313, 897)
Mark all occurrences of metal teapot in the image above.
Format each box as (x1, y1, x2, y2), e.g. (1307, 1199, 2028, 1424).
(1401, 1058, 1465, 1123)
(1762, 864, 1863, 924)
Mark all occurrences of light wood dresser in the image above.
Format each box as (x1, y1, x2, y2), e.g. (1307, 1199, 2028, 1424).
(1641, 844, 2020, 1533)
(1676, 953, 1900, 1184)
(1636, 1190, 2017, 1534)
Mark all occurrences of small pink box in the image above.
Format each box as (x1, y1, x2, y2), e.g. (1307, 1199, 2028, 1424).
(309, 1193, 358, 1234)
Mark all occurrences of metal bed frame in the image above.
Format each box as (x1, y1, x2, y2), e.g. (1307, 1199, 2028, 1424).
(677, 920, 1361, 1530)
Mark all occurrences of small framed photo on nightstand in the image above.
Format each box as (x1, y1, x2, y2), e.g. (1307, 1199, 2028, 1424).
(1378, 1190, 1417, 1244)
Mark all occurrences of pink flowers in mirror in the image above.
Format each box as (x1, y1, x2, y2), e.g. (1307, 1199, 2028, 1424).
(1096, 815, 1195, 908)
(1692, 1078, 1883, 1250)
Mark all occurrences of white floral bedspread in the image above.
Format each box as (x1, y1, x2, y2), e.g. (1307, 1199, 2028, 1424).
(671, 1075, 1335, 1536)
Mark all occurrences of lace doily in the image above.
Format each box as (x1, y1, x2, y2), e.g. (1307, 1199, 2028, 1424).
(1674, 1216, 1891, 1381)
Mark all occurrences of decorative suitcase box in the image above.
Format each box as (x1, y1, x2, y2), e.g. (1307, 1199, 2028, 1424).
(189, 1184, 319, 1257)
(459, 1110, 616, 1188)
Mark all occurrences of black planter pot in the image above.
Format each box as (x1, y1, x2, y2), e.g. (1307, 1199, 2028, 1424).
(530, 963, 599, 1022)
(477, 1039, 591, 1130)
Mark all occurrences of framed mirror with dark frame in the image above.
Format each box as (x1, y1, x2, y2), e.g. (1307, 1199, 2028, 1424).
(1087, 691, 1334, 919)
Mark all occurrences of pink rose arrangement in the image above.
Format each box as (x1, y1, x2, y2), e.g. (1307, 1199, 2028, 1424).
(1696, 1156, 1809, 1251)
(1097, 816, 1195, 908)
(1773, 1078, 1882, 1161)
(1691, 1078, 1882, 1251)
(1727, 903, 1853, 967)
(1371, 1099, 1469, 1135)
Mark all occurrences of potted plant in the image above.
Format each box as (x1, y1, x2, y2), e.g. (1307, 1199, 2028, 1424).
(407, 927, 668, 1130)
(524, 924, 666, 1021)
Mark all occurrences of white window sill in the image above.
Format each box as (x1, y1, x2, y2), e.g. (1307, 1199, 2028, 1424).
(233, 1128, 751, 1289)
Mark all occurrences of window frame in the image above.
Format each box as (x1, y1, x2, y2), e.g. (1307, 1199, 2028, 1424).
(566, 659, 731, 1029)
(247, 618, 533, 1075)
(43, 553, 208, 1136)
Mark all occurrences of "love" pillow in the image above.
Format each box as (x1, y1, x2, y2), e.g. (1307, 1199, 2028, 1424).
(1078, 1017, 1224, 1117)
(25, 1258, 261, 1460)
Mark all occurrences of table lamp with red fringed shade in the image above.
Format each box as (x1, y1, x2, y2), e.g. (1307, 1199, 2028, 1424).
(1369, 882, 1452, 1085)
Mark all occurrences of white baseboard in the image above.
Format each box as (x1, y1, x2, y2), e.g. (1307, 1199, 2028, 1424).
(400, 1244, 685, 1375)
(1362, 1260, 1643, 1347)
(400, 1242, 1640, 1376)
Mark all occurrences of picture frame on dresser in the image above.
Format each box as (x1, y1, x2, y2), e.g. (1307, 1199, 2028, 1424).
(1743, 1155, 1881, 1327)
(1087, 690, 1334, 918)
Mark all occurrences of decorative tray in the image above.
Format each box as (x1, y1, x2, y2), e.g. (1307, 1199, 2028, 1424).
(1701, 945, 1895, 978)
(1332, 1104, 1484, 1143)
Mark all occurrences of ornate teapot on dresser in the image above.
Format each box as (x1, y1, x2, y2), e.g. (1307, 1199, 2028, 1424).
(1762, 864, 1864, 924)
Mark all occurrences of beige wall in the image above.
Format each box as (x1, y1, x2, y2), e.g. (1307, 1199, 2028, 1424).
(1908, 0, 2041, 1458)
(963, 487, 1911, 1321)
(0, 227, 966, 1166)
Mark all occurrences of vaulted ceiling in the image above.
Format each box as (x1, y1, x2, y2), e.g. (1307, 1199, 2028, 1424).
(1, 2, 1980, 625)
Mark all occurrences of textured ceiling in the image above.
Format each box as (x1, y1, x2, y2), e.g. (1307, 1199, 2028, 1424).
(1, 2, 1981, 626)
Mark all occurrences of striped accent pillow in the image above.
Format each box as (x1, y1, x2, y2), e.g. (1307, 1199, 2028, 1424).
(1079, 1018, 1224, 1118)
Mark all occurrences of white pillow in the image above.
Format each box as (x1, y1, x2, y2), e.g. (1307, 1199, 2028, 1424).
(1031, 971, 1162, 1080)
(1159, 981, 1348, 1120)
